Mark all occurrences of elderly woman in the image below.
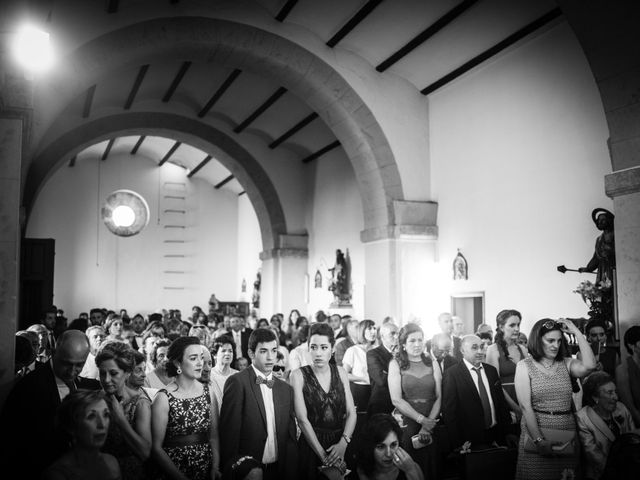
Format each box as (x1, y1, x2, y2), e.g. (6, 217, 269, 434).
(144, 339, 173, 389)
(209, 334, 238, 411)
(576, 371, 637, 480)
(514, 318, 596, 480)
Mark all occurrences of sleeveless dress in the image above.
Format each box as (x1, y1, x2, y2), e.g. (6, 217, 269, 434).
(399, 360, 438, 480)
(160, 384, 213, 480)
(298, 364, 347, 480)
(515, 357, 578, 480)
(497, 344, 526, 405)
(102, 393, 151, 480)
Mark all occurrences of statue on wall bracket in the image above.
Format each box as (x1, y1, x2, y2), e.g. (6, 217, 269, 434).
(453, 249, 468, 280)
(329, 248, 352, 307)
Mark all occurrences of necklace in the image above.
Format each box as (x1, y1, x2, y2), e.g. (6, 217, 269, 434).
(540, 359, 555, 369)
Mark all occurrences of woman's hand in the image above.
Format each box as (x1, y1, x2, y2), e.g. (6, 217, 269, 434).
(392, 447, 419, 473)
(556, 318, 580, 336)
(106, 394, 126, 426)
(324, 440, 347, 467)
(419, 416, 436, 432)
(535, 438, 555, 457)
(417, 426, 432, 444)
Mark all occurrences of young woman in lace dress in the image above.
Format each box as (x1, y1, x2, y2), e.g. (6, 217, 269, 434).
(151, 336, 220, 480)
(291, 322, 357, 480)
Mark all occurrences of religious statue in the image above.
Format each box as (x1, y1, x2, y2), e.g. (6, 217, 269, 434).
(328, 248, 352, 306)
(453, 249, 468, 280)
(251, 270, 261, 309)
(578, 208, 616, 285)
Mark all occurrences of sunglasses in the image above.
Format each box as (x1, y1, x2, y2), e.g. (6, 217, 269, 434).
(541, 320, 566, 333)
(272, 365, 285, 372)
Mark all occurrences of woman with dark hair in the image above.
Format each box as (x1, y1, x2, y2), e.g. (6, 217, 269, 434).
(210, 334, 238, 411)
(577, 319, 619, 377)
(151, 336, 220, 480)
(486, 309, 527, 423)
(256, 318, 269, 329)
(291, 322, 357, 479)
(292, 315, 310, 348)
(576, 371, 637, 480)
(387, 323, 441, 479)
(615, 324, 640, 426)
(96, 342, 152, 480)
(343, 319, 377, 414)
(43, 390, 121, 480)
(514, 318, 596, 480)
(354, 413, 424, 480)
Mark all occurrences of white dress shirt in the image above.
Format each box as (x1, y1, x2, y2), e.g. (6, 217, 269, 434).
(233, 329, 243, 359)
(252, 365, 278, 463)
(462, 359, 497, 427)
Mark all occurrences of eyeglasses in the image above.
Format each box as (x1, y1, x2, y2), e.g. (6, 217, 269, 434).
(272, 365, 285, 372)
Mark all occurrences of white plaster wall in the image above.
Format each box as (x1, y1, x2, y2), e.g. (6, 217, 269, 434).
(306, 148, 365, 320)
(428, 23, 612, 334)
(26, 152, 261, 318)
(236, 193, 262, 305)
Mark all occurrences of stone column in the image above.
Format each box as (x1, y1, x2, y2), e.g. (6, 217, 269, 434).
(362, 201, 438, 326)
(0, 117, 23, 406)
(259, 234, 308, 318)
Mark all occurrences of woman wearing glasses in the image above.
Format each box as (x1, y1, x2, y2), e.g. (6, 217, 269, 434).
(514, 318, 596, 480)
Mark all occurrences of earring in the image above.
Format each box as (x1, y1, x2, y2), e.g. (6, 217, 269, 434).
(177, 367, 182, 375)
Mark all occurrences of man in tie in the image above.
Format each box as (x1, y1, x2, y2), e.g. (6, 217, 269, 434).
(431, 333, 458, 375)
(0, 329, 101, 479)
(367, 322, 399, 416)
(230, 315, 252, 364)
(219, 328, 297, 479)
(441, 334, 512, 450)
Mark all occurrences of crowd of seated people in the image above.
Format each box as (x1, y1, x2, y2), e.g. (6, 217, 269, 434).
(2, 304, 640, 480)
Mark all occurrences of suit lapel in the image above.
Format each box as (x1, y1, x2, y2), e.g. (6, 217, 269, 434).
(460, 363, 482, 406)
(248, 368, 268, 430)
(586, 406, 617, 442)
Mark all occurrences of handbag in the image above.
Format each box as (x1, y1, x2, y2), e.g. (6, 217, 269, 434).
(524, 428, 577, 457)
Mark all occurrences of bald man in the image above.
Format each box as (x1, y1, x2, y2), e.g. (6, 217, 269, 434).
(441, 334, 511, 451)
(0, 329, 101, 479)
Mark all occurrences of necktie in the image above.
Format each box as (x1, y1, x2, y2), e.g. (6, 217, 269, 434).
(472, 367, 492, 428)
(256, 375, 274, 388)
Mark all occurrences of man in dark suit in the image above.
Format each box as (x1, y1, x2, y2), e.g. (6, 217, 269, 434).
(442, 334, 512, 450)
(431, 333, 458, 376)
(230, 315, 252, 364)
(367, 321, 398, 416)
(0, 329, 101, 480)
(220, 328, 297, 480)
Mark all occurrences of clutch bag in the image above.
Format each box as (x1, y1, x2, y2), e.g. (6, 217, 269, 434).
(524, 428, 577, 457)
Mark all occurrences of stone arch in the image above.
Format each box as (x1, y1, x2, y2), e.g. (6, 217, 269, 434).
(24, 112, 286, 252)
(33, 16, 403, 238)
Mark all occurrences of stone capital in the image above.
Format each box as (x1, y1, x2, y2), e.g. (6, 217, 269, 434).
(605, 166, 640, 197)
(259, 233, 309, 260)
(361, 200, 438, 243)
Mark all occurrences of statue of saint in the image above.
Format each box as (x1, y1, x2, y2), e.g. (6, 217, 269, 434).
(251, 270, 261, 309)
(329, 249, 351, 305)
(579, 208, 616, 285)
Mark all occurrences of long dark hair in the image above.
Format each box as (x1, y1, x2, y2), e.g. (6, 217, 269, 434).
(494, 309, 522, 361)
(397, 323, 431, 370)
(357, 414, 403, 476)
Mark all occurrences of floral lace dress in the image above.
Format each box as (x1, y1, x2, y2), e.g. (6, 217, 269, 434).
(161, 384, 213, 480)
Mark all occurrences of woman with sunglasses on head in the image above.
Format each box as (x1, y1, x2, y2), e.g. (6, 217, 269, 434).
(514, 318, 596, 480)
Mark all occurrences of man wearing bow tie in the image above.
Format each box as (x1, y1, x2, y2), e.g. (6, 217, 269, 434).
(220, 328, 297, 479)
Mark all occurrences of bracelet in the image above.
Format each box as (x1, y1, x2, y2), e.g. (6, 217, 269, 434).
(416, 414, 425, 424)
(341, 434, 351, 444)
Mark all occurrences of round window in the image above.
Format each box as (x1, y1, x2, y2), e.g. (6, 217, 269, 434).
(102, 190, 150, 237)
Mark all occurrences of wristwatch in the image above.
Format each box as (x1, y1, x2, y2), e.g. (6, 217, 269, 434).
(342, 434, 351, 444)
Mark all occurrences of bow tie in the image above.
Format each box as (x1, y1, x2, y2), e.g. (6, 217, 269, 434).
(256, 376, 274, 388)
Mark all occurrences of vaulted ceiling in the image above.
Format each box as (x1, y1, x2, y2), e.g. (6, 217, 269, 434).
(5, 0, 562, 196)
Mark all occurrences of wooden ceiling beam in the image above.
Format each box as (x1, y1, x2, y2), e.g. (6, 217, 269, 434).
(101, 138, 115, 161)
(269, 112, 318, 149)
(215, 174, 235, 189)
(198, 69, 242, 118)
(234, 87, 288, 134)
(376, 0, 479, 72)
(326, 0, 384, 48)
(187, 155, 213, 178)
(158, 141, 182, 166)
(163, 61, 192, 102)
(275, 0, 299, 22)
(421, 8, 562, 95)
(302, 140, 341, 164)
(82, 85, 96, 118)
(124, 64, 149, 110)
(131, 135, 146, 154)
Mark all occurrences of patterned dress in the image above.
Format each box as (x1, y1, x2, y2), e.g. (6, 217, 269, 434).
(298, 364, 347, 480)
(102, 393, 151, 480)
(161, 384, 213, 480)
(516, 357, 578, 480)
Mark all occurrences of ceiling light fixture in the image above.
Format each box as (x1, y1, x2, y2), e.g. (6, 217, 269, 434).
(12, 24, 54, 72)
